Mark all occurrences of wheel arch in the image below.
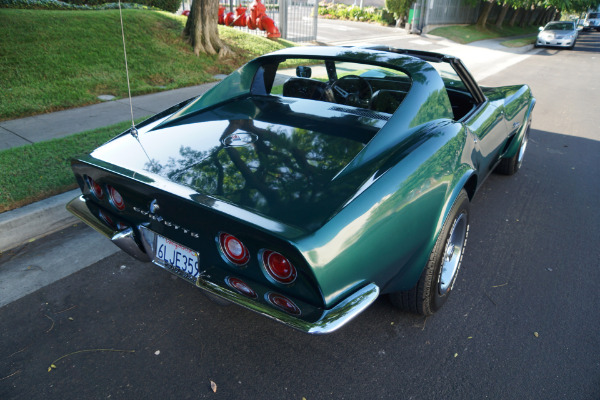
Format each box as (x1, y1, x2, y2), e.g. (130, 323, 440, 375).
(379, 169, 476, 294)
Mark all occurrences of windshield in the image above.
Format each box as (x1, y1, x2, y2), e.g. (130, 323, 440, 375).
(545, 22, 574, 31)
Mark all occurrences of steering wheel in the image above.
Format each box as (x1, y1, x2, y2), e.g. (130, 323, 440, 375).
(328, 75, 373, 108)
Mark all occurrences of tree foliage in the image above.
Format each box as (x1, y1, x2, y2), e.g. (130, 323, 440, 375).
(385, 0, 412, 22)
(476, 0, 600, 27)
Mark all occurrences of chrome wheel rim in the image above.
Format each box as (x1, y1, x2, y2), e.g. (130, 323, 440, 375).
(517, 124, 530, 168)
(439, 212, 468, 295)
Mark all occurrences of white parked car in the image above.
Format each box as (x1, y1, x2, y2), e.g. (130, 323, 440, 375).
(535, 21, 578, 49)
(583, 12, 600, 31)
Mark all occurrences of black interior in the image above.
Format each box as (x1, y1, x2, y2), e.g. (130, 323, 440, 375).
(281, 76, 410, 115)
(446, 88, 477, 120)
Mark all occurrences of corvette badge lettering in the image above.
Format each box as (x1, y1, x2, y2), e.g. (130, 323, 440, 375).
(133, 206, 199, 238)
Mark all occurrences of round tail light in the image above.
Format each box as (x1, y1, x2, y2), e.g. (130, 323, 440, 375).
(107, 185, 125, 211)
(98, 209, 115, 228)
(85, 176, 104, 199)
(266, 292, 301, 315)
(262, 250, 296, 284)
(225, 277, 257, 299)
(218, 233, 250, 266)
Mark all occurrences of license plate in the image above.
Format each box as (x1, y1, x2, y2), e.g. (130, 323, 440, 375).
(155, 235, 199, 278)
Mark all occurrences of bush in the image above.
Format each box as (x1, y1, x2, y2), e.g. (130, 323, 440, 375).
(385, 0, 411, 21)
(318, 2, 395, 26)
(148, 0, 179, 12)
(0, 0, 174, 11)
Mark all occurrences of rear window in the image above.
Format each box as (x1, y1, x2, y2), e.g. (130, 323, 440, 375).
(268, 59, 412, 115)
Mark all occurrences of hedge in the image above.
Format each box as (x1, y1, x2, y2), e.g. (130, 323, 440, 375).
(0, 0, 178, 12)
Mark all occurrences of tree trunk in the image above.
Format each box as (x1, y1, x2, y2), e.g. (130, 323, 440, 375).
(183, 0, 231, 57)
(528, 5, 539, 26)
(543, 8, 556, 25)
(532, 6, 545, 26)
(495, 3, 510, 29)
(476, 0, 494, 27)
(519, 7, 531, 28)
(508, 8, 521, 27)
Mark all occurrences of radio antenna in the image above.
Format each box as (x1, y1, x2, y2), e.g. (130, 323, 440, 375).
(117, 0, 153, 165)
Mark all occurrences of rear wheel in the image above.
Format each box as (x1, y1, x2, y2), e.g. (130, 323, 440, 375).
(496, 121, 530, 175)
(389, 190, 469, 316)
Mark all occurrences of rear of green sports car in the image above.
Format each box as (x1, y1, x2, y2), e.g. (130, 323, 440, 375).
(67, 46, 534, 333)
(67, 93, 389, 333)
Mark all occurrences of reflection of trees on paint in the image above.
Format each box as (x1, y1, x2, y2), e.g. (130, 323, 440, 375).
(410, 89, 453, 127)
(325, 125, 466, 257)
(146, 119, 366, 229)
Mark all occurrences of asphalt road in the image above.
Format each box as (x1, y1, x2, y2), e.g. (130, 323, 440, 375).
(1, 32, 599, 399)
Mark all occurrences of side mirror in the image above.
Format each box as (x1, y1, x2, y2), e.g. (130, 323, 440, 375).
(296, 66, 311, 78)
(538, 27, 543, 31)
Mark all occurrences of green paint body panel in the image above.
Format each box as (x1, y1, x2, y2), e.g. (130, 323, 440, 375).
(67, 46, 535, 329)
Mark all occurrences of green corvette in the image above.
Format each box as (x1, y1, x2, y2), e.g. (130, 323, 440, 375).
(67, 46, 535, 334)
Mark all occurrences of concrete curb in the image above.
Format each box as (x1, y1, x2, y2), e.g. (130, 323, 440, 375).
(0, 190, 80, 253)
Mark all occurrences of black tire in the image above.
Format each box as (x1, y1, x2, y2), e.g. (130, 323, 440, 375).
(496, 121, 530, 175)
(389, 190, 469, 316)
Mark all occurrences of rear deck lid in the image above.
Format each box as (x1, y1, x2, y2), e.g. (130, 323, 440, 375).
(90, 96, 384, 231)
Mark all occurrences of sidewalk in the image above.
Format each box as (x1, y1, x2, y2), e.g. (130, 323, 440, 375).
(0, 31, 536, 253)
(0, 80, 221, 151)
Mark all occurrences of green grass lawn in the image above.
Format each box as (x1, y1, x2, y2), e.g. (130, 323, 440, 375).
(501, 35, 537, 47)
(428, 24, 540, 44)
(0, 120, 146, 213)
(0, 9, 294, 121)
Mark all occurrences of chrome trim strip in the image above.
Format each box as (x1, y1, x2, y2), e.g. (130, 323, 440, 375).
(195, 278, 379, 335)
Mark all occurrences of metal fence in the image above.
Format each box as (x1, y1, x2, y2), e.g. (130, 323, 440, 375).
(180, 0, 317, 42)
(278, 0, 318, 42)
(423, 0, 479, 26)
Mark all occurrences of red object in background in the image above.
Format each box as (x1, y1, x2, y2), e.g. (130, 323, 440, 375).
(245, 0, 280, 37)
(181, 9, 190, 16)
(233, 5, 247, 26)
(218, 5, 226, 24)
(247, 0, 265, 30)
(259, 14, 281, 38)
(225, 11, 235, 26)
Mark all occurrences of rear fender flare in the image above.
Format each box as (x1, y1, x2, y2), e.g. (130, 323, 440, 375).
(381, 169, 476, 293)
(435, 170, 476, 240)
